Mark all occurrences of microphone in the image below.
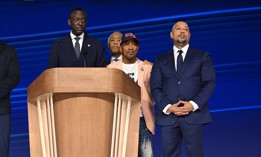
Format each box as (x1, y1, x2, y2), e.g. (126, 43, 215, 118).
(82, 46, 88, 67)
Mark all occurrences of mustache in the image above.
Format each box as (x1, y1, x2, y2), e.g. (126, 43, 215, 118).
(178, 33, 185, 37)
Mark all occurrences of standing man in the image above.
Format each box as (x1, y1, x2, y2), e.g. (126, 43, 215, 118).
(150, 21, 216, 157)
(107, 31, 122, 64)
(48, 7, 106, 68)
(107, 33, 155, 157)
(0, 40, 20, 157)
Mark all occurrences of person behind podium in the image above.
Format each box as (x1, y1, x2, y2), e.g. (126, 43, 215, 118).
(107, 33, 155, 157)
(48, 7, 106, 68)
(0, 40, 20, 157)
(150, 21, 216, 157)
(107, 31, 123, 64)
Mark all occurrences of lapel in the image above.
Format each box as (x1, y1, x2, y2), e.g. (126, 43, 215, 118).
(178, 46, 194, 79)
(114, 60, 124, 70)
(165, 50, 178, 78)
(137, 59, 144, 87)
(63, 35, 75, 57)
(81, 33, 93, 55)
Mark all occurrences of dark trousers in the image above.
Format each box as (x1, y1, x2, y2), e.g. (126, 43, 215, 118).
(0, 114, 10, 157)
(161, 117, 204, 157)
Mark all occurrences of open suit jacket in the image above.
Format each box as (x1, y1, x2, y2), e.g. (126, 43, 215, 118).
(0, 41, 20, 115)
(48, 33, 106, 68)
(107, 59, 156, 134)
(150, 46, 216, 125)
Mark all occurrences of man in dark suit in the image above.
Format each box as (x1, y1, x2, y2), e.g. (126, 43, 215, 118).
(150, 21, 216, 157)
(0, 40, 20, 157)
(107, 31, 122, 64)
(48, 8, 106, 68)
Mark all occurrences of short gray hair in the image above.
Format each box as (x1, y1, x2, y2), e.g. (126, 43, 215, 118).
(107, 32, 123, 45)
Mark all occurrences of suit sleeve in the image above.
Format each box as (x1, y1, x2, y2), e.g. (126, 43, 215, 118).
(142, 65, 154, 106)
(0, 47, 20, 99)
(48, 42, 59, 68)
(192, 53, 216, 107)
(150, 57, 171, 111)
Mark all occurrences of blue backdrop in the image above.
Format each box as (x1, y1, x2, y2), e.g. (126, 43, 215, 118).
(1, 0, 261, 156)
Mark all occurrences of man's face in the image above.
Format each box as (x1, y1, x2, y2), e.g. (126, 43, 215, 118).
(108, 33, 122, 56)
(170, 21, 191, 47)
(68, 10, 87, 36)
(121, 40, 139, 61)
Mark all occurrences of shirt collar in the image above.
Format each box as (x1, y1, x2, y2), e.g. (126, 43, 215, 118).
(173, 44, 189, 55)
(111, 55, 122, 62)
(70, 32, 84, 40)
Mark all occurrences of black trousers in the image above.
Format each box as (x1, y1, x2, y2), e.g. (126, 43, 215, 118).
(0, 114, 10, 157)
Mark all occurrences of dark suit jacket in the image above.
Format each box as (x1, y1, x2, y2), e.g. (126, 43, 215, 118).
(48, 33, 106, 68)
(0, 41, 20, 115)
(150, 46, 216, 125)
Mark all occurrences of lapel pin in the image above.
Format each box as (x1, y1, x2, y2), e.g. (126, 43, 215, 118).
(88, 44, 91, 47)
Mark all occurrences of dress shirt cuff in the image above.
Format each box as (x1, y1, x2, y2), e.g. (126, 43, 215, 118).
(163, 104, 172, 115)
(189, 101, 199, 112)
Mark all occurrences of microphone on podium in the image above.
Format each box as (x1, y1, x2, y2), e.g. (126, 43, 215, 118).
(82, 46, 88, 67)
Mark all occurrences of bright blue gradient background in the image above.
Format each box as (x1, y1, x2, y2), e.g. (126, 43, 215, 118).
(1, 0, 261, 156)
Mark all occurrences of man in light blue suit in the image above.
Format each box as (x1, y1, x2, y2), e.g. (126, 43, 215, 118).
(150, 21, 216, 157)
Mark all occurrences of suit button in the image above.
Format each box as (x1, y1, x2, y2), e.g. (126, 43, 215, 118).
(178, 81, 181, 84)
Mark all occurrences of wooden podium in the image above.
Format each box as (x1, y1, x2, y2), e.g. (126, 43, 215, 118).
(27, 68, 141, 157)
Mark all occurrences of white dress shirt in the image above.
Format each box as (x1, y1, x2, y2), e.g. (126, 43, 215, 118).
(70, 32, 84, 51)
(110, 55, 122, 63)
(163, 44, 199, 115)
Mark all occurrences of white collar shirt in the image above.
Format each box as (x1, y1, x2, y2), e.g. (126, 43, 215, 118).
(173, 44, 189, 71)
(70, 32, 84, 51)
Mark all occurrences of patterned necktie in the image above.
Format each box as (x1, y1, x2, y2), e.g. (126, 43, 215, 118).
(74, 36, 81, 59)
(177, 50, 183, 74)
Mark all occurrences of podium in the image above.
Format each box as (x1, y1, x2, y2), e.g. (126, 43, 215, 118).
(27, 68, 141, 157)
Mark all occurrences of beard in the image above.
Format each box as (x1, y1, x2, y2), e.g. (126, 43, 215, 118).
(176, 39, 187, 44)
